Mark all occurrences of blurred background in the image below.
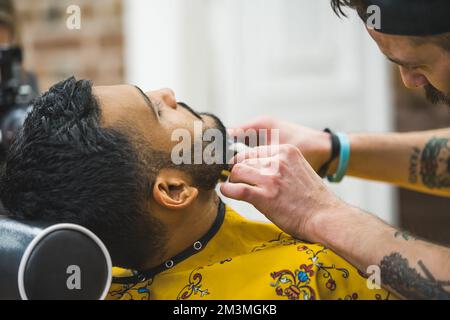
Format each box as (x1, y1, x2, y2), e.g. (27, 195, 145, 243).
(9, 0, 450, 244)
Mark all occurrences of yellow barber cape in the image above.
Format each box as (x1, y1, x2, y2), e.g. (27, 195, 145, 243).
(107, 204, 395, 300)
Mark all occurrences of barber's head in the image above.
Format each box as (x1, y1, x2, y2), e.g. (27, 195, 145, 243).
(368, 30, 450, 107)
(331, 0, 450, 107)
(0, 77, 227, 269)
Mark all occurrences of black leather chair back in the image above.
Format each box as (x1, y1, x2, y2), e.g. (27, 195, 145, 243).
(0, 217, 112, 300)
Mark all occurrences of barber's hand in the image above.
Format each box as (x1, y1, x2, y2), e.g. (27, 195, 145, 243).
(228, 116, 332, 173)
(220, 144, 349, 241)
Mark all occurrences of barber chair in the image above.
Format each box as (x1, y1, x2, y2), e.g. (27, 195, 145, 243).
(0, 217, 112, 300)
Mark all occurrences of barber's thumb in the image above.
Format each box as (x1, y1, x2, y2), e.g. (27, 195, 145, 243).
(220, 182, 252, 201)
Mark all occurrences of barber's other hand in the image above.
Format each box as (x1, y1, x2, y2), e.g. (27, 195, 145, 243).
(220, 144, 348, 242)
(228, 116, 332, 173)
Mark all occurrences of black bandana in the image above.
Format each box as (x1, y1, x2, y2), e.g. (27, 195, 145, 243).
(358, 0, 450, 36)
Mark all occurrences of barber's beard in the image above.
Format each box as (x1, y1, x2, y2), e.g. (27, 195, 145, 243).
(424, 84, 450, 107)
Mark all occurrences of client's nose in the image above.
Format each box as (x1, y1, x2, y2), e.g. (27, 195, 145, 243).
(150, 88, 177, 109)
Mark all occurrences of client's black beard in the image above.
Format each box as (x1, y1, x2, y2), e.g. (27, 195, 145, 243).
(199, 111, 228, 163)
(189, 111, 228, 190)
(424, 84, 450, 107)
(145, 107, 228, 191)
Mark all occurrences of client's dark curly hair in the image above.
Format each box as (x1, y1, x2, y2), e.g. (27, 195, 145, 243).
(0, 76, 166, 269)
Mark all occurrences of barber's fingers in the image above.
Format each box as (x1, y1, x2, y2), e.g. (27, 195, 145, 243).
(231, 144, 291, 165)
(228, 116, 277, 137)
(220, 182, 263, 202)
(228, 162, 269, 185)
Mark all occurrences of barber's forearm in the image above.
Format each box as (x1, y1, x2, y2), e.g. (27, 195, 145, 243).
(310, 206, 450, 299)
(334, 129, 450, 197)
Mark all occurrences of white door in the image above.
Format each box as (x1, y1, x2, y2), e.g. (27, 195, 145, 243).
(125, 0, 397, 225)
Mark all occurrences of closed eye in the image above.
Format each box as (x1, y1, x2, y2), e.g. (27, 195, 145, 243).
(154, 100, 163, 116)
(133, 85, 159, 119)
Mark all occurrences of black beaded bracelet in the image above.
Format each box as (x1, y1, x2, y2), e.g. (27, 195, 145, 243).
(317, 128, 341, 178)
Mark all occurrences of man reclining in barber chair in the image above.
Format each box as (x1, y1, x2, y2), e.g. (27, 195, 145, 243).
(0, 77, 395, 300)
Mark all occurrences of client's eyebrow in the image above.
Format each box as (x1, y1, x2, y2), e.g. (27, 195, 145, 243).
(133, 85, 159, 119)
(386, 56, 419, 68)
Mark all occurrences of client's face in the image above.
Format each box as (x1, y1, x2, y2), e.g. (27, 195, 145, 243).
(94, 85, 229, 193)
(94, 85, 225, 154)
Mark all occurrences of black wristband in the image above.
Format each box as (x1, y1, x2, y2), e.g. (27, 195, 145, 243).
(317, 128, 341, 178)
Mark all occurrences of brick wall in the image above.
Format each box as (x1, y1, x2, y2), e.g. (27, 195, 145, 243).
(14, 0, 124, 91)
(393, 67, 450, 246)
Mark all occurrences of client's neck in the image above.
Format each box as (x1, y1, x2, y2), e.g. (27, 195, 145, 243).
(144, 191, 220, 269)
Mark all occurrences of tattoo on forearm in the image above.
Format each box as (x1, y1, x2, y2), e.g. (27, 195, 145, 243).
(380, 252, 450, 300)
(394, 230, 415, 241)
(408, 147, 421, 184)
(420, 137, 450, 189)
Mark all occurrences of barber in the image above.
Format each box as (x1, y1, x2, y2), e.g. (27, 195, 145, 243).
(221, 0, 450, 300)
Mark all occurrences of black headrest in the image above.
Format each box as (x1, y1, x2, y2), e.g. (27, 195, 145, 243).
(0, 217, 112, 300)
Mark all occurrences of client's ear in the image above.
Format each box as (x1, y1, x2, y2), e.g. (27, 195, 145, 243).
(153, 169, 199, 209)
